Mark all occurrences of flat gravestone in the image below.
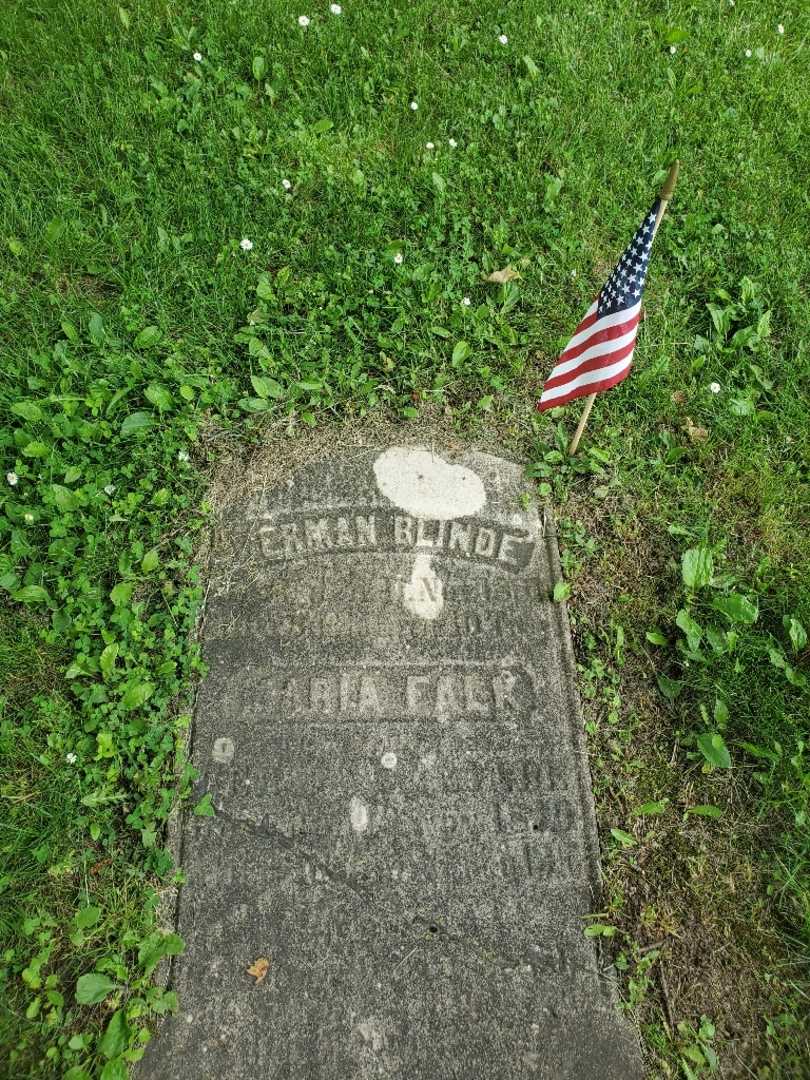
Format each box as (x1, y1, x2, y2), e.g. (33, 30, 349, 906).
(143, 445, 641, 1079)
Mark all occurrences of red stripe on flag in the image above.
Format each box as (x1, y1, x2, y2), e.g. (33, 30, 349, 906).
(536, 362, 634, 412)
(558, 310, 640, 364)
(567, 307, 600, 341)
(540, 335, 637, 394)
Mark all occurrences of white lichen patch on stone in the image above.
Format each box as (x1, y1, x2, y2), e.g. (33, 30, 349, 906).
(372, 447, 485, 622)
(212, 736, 235, 763)
(356, 1017, 384, 1051)
(380, 751, 397, 769)
(402, 552, 444, 619)
(349, 795, 369, 834)
(373, 447, 486, 520)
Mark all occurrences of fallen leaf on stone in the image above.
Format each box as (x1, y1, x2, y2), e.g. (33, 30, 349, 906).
(683, 417, 708, 443)
(485, 265, 521, 284)
(247, 956, 270, 984)
(671, 390, 686, 406)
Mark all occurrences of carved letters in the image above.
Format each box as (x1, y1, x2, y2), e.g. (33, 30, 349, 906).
(244, 665, 534, 721)
(258, 509, 534, 570)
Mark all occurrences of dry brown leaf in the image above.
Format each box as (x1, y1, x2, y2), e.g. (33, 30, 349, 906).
(671, 390, 686, 406)
(485, 265, 521, 284)
(683, 417, 708, 443)
(247, 956, 270, 984)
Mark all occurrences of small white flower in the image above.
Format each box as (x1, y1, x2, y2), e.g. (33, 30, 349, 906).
(6, 471, 18, 486)
(104, 484, 116, 495)
(410, 100, 418, 111)
(329, 3, 342, 12)
(669, 45, 677, 55)
(393, 252, 404, 265)
(498, 34, 508, 45)
(240, 237, 253, 251)
(777, 24, 784, 34)
(193, 51, 203, 62)
(24, 512, 34, 524)
(709, 382, 722, 394)
(448, 137, 457, 148)
(298, 14, 310, 26)
(178, 449, 190, 462)
(571, 269, 577, 278)
(745, 48, 752, 57)
(425, 141, 435, 150)
(66, 752, 77, 765)
(462, 297, 472, 307)
(282, 178, 292, 190)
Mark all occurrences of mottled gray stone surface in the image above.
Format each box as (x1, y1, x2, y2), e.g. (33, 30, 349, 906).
(142, 445, 642, 1079)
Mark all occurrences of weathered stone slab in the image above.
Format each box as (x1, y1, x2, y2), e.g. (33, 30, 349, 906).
(142, 445, 641, 1079)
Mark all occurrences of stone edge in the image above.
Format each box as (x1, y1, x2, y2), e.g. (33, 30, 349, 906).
(542, 508, 640, 1068)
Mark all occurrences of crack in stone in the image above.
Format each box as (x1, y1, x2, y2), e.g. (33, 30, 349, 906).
(207, 807, 613, 988)
(213, 805, 377, 910)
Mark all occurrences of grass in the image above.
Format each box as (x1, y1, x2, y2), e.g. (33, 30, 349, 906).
(0, 0, 807, 1075)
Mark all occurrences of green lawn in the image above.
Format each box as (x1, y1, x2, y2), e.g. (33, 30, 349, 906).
(1, 0, 808, 1075)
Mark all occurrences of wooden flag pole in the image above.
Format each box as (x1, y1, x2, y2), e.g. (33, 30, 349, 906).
(567, 160, 680, 456)
(567, 392, 596, 456)
(653, 159, 680, 237)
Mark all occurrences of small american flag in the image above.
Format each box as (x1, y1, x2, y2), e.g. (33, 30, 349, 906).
(537, 199, 661, 412)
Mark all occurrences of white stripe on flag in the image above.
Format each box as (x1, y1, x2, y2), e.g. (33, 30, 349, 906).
(539, 353, 634, 404)
(547, 324, 638, 382)
(563, 300, 641, 352)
